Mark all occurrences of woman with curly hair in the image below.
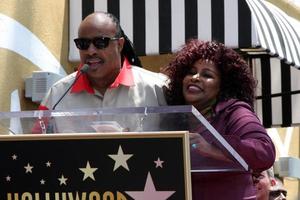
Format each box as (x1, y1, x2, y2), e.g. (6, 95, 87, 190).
(162, 40, 275, 200)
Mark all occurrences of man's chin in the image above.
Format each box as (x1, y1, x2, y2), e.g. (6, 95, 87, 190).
(87, 73, 104, 79)
(88, 63, 103, 71)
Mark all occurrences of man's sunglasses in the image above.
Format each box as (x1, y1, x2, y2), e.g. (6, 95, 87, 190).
(74, 36, 119, 50)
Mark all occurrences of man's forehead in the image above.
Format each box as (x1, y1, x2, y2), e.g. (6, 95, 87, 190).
(85, 13, 114, 26)
(78, 14, 116, 36)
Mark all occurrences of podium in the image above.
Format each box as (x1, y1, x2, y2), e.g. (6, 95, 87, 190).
(0, 106, 248, 200)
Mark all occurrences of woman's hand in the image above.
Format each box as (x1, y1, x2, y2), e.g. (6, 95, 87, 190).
(189, 132, 213, 157)
(189, 132, 232, 162)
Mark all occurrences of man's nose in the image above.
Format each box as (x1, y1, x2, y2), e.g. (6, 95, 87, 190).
(86, 43, 98, 55)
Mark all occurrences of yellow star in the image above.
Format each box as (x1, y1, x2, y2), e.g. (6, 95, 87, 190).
(12, 154, 17, 160)
(6, 175, 11, 182)
(46, 161, 51, 167)
(58, 174, 68, 185)
(40, 179, 46, 185)
(24, 163, 33, 173)
(79, 161, 98, 181)
(109, 145, 133, 171)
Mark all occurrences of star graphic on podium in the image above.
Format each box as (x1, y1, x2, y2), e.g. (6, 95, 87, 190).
(24, 163, 33, 173)
(154, 157, 164, 168)
(125, 172, 175, 200)
(58, 174, 68, 185)
(11, 154, 17, 160)
(79, 161, 98, 181)
(108, 145, 133, 171)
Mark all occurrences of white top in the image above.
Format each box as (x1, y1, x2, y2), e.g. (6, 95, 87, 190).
(41, 66, 167, 132)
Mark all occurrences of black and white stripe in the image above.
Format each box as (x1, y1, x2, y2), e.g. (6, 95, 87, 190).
(69, 0, 256, 61)
(69, 0, 300, 127)
(253, 56, 300, 127)
(246, 0, 300, 68)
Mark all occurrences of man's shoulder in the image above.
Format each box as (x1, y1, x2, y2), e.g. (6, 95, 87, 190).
(131, 66, 167, 83)
(52, 72, 76, 88)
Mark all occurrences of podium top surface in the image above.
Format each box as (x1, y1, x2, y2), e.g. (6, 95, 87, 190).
(0, 105, 248, 172)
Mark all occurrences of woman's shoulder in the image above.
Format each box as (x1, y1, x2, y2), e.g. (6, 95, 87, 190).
(215, 99, 252, 114)
(213, 99, 263, 131)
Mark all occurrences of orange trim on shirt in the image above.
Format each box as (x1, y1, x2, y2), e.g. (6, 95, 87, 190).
(71, 58, 135, 93)
(110, 58, 135, 88)
(70, 63, 94, 94)
(38, 105, 49, 110)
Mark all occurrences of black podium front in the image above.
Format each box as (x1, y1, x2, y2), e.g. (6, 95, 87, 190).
(0, 106, 248, 200)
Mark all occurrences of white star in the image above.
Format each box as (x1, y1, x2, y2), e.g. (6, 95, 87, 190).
(46, 161, 51, 167)
(108, 145, 133, 171)
(6, 175, 11, 182)
(11, 154, 17, 160)
(79, 161, 98, 181)
(154, 157, 164, 168)
(58, 174, 68, 185)
(125, 172, 175, 200)
(40, 179, 46, 185)
(24, 163, 33, 173)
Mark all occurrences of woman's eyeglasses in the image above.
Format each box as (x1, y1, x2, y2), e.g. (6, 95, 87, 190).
(74, 36, 119, 50)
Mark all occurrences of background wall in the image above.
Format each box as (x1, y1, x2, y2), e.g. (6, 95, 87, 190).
(0, 0, 71, 111)
(267, 0, 300, 20)
(268, 127, 300, 199)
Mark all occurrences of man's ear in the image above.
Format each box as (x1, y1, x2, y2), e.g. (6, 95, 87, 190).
(270, 178, 277, 186)
(118, 37, 125, 52)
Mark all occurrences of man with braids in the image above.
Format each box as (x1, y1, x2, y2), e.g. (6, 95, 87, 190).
(35, 12, 166, 132)
(162, 39, 275, 199)
(40, 11, 166, 110)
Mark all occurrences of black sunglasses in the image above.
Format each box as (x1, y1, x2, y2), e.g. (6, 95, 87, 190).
(74, 36, 119, 50)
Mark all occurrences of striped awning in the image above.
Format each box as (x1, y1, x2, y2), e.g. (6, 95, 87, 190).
(68, 0, 300, 127)
(246, 0, 300, 68)
(69, 0, 300, 68)
(69, 0, 257, 61)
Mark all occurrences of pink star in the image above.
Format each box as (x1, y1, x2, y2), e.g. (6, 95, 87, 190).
(125, 172, 175, 200)
(154, 157, 164, 168)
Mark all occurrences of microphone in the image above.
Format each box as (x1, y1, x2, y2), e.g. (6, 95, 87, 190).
(79, 64, 90, 73)
(52, 64, 89, 110)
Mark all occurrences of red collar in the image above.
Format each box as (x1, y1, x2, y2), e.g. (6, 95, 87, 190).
(71, 58, 135, 94)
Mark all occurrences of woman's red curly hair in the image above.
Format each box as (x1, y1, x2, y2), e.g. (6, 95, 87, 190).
(162, 39, 256, 108)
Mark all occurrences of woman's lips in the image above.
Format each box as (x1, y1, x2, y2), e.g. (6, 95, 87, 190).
(187, 84, 203, 93)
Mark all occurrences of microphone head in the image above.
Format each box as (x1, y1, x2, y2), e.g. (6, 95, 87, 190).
(80, 64, 90, 73)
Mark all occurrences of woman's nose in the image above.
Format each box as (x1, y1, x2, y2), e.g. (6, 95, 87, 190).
(191, 73, 200, 80)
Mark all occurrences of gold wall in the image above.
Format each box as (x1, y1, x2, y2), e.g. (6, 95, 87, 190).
(267, 0, 300, 20)
(0, 0, 71, 111)
(268, 127, 300, 199)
